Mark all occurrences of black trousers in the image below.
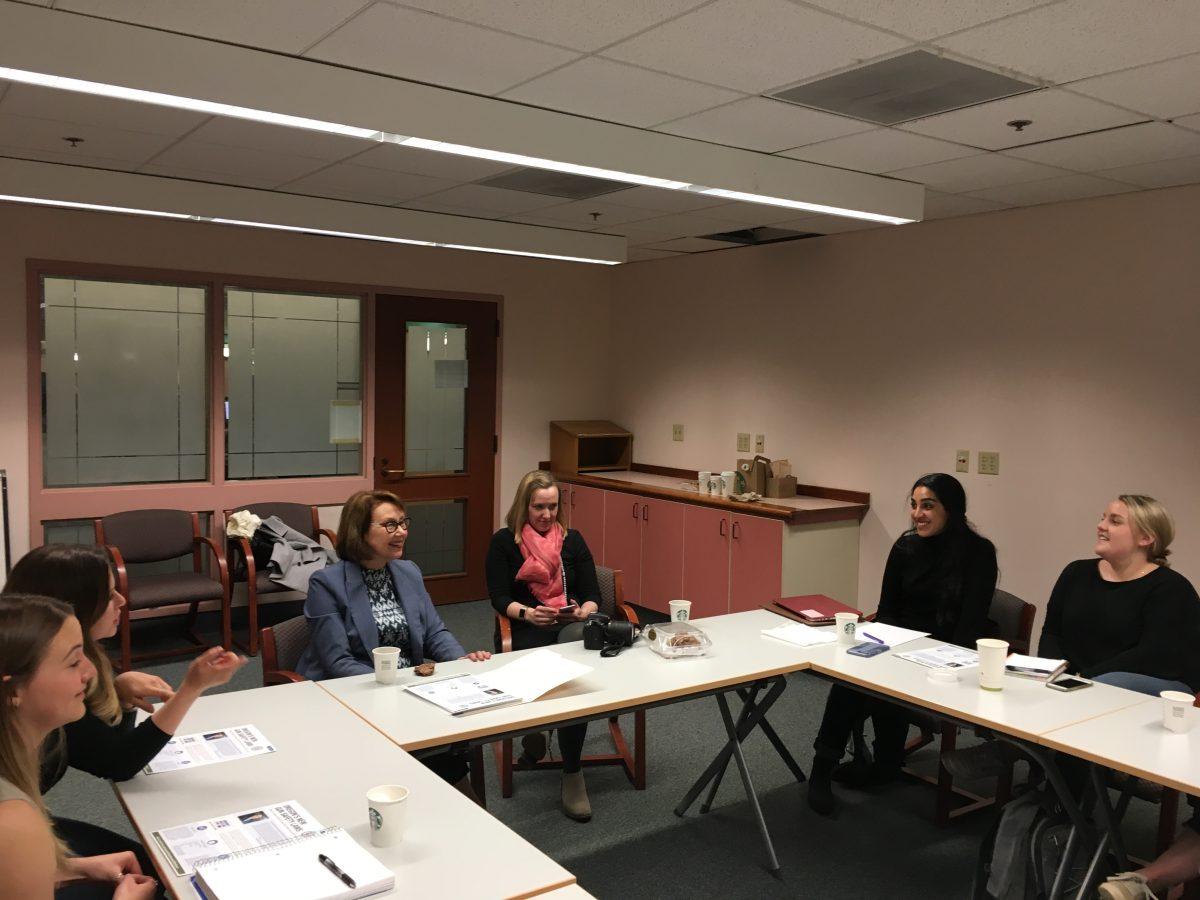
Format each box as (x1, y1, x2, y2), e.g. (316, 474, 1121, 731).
(509, 621, 588, 772)
(812, 683, 910, 766)
(53, 816, 166, 900)
(422, 747, 470, 785)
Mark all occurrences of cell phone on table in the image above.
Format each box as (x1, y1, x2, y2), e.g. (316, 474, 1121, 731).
(847, 642, 889, 658)
(1047, 675, 1092, 692)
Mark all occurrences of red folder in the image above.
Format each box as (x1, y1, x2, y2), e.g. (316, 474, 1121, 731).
(772, 594, 860, 625)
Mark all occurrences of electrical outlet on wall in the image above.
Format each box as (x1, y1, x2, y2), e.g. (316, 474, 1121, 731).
(672, 424, 684, 442)
(736, 432, 751, 452)
(978, 451, 1000, 476)
(955, 450, 969, 473)
(754, 433, 765, 453)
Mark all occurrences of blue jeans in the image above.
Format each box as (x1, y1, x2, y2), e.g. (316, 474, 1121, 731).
(1090, 671, 1193, 696)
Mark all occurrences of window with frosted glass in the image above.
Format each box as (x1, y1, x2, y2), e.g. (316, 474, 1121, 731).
(225, 289, 362, 479)
(41, 277, 209, 487)
(405, 322, 467, 474)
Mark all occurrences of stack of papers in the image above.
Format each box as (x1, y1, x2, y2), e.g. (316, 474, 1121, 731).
(897, 645, 980, 669)
(856, 622, 928, 648)
(405, 649, 593, 716)
(1005, 654, 1068, 680)
(143, 724, 274, 775)
(762, 622, 838, 648)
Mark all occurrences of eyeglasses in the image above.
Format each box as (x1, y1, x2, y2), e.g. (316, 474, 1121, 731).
(371, 518, 411, 534)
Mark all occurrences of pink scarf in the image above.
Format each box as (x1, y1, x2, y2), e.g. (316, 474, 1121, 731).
(516, 523, 566, 608)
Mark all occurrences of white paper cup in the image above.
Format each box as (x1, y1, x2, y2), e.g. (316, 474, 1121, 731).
(977, 638, 1009, 691)
(720, 471, 736, 498)
(697, 471, 711, 495)
(1161, 690, 1196, 734)
(367, 784, 409, 847)
(669, 599, 692, 622)
(834, 612, 858, 645)
(373, 646, 401, 684)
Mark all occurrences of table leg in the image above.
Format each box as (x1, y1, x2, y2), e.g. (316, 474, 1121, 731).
(717, 692, 781, 875)
(700, 684, 763, 814)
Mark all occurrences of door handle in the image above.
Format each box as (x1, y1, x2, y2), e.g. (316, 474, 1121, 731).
(732, 521, 741, 540)
(570, 489, 576, 508)
(642, 505, 648, 521)
(381, 467, 406, 478)
(632, 502, 638, 519)
(719, 518, 727, 537)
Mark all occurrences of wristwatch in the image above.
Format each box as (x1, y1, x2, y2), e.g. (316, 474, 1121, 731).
(518, 607, 526, 620)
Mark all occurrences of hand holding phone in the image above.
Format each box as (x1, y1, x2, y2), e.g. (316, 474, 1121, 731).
(555, 601, 580, 621)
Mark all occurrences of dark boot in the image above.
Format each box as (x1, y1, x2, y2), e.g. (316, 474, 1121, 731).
(807, 756, 837, 816)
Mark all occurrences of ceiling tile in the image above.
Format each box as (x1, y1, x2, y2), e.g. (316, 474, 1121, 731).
(502, 57, 741, 128)
(281, 164, 456, 205)
(938, 0, 1200, 83)
(599, 185, 729, 213)
(641, 236, 735, 253)
(0, 145, 134, 172)
(773, 213, 883, 233)
(657, 97, 870, 152)
(802, 0, 1053, 41)
(307, 4, 580, 95)
(1174, 112, 1200, 133)
(0, 84, 207, 136)
(390, 0, 710, 52)
(888, 153, 1070, 192)
(350, 144, 515, 182)
(697, 201, 818, 225)
(502, 197, 657, 228)
(899, 88, 1144, 150)
(410, 183, 567, 215)
(602, 220, 700, 244)
(1068, 53, 1200, 120)
(781, 128, 976, 173)
(146, 139, 329, 186)
(1005, 122, 1200, 171)
(602, 0, 908, 93)
(921, 190, 1011, 219)
(184, 117, 369, 162)
(626, 247, 686, 262)
(627, 209, 761, 237)
(1095, 154, 1200, 189)
(56, 0, 373, 54)
(963, 173, 1138, 206)
(0, 112, 176, 165)
(138, 163, 281, 190)
(398, 196, 505, 218)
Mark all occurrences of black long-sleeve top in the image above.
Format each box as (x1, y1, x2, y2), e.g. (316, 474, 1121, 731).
(1038, 559, 1200, 690)
(40, 708, 172, 793)
(486, 527, 600, 648)
(876, 529, 999, 647)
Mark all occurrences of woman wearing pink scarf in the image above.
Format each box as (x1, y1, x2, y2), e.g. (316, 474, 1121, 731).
(486, 470, 602, 822)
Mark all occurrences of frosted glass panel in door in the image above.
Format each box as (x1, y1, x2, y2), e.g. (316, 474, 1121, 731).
(405, 323, 466, 474)
(403, 500, 465, 576)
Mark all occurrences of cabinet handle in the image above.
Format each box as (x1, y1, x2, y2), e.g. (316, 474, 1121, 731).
(732, 521, 741, 540)
(632, 502, 638, 519)
(642, 505, 648, 521)
(719, 518, 727, 537)
(570, 489, 576, 508)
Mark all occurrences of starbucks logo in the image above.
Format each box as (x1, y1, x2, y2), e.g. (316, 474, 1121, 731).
(369, 807, 382, 831)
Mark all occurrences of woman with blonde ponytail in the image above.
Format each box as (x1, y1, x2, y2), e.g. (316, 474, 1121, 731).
(0, 593, 158, 899)
(1038, 495, 1200, 695)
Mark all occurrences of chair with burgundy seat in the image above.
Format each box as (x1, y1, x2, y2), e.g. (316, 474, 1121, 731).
(94, 509, 230, 673)
(223, 502, 336, 655)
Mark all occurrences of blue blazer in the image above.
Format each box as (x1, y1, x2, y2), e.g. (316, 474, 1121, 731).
(296, 559, 465, 681)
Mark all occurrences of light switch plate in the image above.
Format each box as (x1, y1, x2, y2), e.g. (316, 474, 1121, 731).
(754, 433, 765, 453)
(736, 432, 751, 452)
(672, 424, 684, 442)
(978, 451, 1000, 476)
(955, 449, 969, 473)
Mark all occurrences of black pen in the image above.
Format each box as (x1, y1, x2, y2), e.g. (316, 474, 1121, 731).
(318, 853, 356, 889)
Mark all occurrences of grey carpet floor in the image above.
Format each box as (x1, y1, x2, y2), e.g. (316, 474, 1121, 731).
(45, 599, 1174, 899)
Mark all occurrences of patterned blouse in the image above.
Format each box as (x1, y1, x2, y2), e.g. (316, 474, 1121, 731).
(362, 565, 412, 666)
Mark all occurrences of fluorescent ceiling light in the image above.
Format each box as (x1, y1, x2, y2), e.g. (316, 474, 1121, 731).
(0, 65, 912, 225)
(0, 194, 620, 265)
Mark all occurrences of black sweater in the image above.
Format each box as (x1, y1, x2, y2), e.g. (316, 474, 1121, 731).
(876, 529, 999, 647)
(486, 527, 600, 646)
(40, 708, 172, 793)
(1038, 559, 1200, 690)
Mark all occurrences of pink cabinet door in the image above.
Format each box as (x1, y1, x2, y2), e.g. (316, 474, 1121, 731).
(638, 497, 685, 614)
(602, 492, 643, 606)
(729, 514, 783, 613)
(568, 485, 606, 563)
(682, 505, 731, 619)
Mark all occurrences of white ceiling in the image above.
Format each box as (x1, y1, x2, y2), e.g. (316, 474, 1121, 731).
(5, 0, 1200, 260)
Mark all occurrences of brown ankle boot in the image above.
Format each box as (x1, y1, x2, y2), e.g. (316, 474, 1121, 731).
(561, 771, 592, 822)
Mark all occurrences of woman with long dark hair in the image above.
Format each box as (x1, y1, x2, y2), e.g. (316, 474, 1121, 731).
(806, 473, 998, 815)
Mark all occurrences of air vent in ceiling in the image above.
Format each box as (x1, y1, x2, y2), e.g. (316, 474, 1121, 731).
(700, 226, 818, 246)
(769, 50, 1037, 125)
(477, 167, 628, 200)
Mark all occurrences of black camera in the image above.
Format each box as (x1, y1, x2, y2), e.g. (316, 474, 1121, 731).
(582, 613, 638, 655)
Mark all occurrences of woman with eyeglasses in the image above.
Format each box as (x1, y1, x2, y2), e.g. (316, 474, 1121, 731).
(297, 490, 490, 796)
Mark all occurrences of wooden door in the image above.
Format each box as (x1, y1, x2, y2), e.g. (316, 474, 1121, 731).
(567, 484, 606, 562)
(602, 492, 643, 606)
(373, 295, 497, 604)
(682, 505, 731, 618)
(639, 496, 685, 614)
(729, 514, 783, 613)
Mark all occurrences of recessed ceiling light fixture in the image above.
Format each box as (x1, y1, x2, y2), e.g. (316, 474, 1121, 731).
(0, 193, 621, 264)
(0, 65, 915, 226)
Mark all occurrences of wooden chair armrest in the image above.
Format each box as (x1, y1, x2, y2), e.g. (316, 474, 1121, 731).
(495, 614, 513, 653)
(318, 528, 338, 551)
(616, 601, 640, 627)
(233, 536, 257, 584)
(194, 536, 230, 593)
(264, 671, 306, 686)
(104, 545, 129, 598)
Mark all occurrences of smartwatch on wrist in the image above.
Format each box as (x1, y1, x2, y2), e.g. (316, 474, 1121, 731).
(518, 606, 526, 620)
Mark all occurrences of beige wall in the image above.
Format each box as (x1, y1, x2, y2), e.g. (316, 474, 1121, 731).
(0, 203, 613, 556)
(611, 184, 1200, 636)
